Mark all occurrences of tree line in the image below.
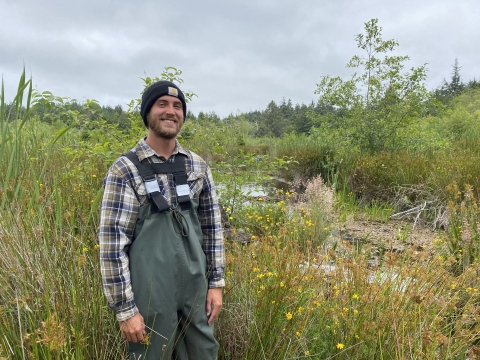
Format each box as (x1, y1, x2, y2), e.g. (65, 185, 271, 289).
(5, 62, 476, 137)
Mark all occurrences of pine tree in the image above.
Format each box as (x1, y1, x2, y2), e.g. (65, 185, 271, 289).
(257, 101, 288, 137)
(449, 58, 465, 97)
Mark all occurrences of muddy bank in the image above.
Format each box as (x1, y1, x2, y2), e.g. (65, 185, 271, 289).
(335, 215, 440, 252)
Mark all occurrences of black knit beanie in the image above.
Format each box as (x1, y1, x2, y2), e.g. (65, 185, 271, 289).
(140, 80, 187, 127)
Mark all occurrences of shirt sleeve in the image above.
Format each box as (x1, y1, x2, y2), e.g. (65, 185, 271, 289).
(99, 162, 140, 322)
(197, 164, 225, 288)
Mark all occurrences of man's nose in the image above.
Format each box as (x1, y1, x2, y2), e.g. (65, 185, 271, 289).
(166, 103, 176, 114)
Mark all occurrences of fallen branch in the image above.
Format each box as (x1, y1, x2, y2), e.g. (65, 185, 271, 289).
(390, 201, 431, 219)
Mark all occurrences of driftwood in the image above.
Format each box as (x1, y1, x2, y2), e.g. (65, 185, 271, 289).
(390, 201, 429, 230)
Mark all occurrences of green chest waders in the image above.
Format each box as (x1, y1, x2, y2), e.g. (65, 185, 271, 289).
(124, 152, 219, 360)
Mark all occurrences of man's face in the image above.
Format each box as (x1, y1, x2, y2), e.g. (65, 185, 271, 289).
(146, 95, 184, 139)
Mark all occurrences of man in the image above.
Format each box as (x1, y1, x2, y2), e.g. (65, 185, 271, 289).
(99, 80, 225, 359)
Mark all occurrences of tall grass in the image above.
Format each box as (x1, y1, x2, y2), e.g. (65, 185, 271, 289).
(0, 201, 125, 359)
(271, 131, 356, 186)
(1, 69, 33, 210)
(0, 73, 127, 359)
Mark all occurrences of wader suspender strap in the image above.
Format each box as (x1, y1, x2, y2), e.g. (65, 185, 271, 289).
(124, 151, 191, 213)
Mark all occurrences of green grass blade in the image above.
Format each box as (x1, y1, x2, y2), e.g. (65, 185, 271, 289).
(0, 77, 4, 134)
(0, 72, 33, 210)
(38, 124, 74, 182)
(15, 67, 26, 118)
(14, 80, 33, 133)
(26, 76, 32, 113)
(0, 77, 6, 164)
(88, 187, 104, 228)
(54, 180, 63, 234)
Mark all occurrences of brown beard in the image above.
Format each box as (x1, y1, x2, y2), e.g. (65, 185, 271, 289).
(147, 115, 183, 139)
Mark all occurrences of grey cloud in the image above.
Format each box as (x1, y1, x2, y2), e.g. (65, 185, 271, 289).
(1, 0, 479, 117)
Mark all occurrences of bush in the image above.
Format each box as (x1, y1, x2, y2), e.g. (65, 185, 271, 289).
(348, 147, 480, 223)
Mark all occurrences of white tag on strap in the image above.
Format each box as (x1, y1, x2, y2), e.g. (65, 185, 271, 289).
(145, 179, 160, 194)
(176, 184, 190, 197)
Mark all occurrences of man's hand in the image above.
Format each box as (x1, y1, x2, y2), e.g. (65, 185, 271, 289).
(206, 287, 223, 326)
(119, 312, 146, 343)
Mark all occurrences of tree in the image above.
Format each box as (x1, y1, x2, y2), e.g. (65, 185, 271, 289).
(466, 78, 480, 91)
(292, 103, 312, 134)
(449, 58, 464, 96)
(313, 19, 430, 153)
(433, 59, 466, 104)
(257, 101, 289, 137)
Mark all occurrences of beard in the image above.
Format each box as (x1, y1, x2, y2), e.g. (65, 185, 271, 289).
(147, 115, 183, 140)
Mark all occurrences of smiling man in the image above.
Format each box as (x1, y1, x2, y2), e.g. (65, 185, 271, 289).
(99, 80, 225, 359)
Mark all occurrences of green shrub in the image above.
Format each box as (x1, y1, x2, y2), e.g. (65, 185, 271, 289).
(348, 148, 480, 217)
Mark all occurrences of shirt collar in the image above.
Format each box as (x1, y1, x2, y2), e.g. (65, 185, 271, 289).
(135, 138, 188, 162)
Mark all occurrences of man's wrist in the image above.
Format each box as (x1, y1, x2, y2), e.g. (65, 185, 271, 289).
(115, 305, 139, 322)
(208, 279, 225, 288)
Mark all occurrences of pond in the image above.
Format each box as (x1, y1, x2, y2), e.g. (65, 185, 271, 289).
(216, 177, 291, 201)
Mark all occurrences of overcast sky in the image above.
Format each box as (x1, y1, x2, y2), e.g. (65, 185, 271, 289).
(1, 0, 479, 117)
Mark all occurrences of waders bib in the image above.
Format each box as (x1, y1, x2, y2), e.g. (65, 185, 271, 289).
(124, 151, 219, 360)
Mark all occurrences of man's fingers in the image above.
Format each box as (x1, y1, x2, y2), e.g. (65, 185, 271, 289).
(206, 302, 213, 322)
(206, 299, 216, 320)
(130, 328, 145, 343)
(207, 312, 215, 325)
(137, 330, 144, 342)
(122, 330, 144, 343)
(207, 310, 218, 325)
(207, 302, 222, 325)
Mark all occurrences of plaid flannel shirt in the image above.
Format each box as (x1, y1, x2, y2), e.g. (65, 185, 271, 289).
(99, 138, 225, 322)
